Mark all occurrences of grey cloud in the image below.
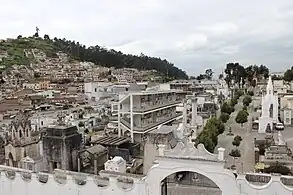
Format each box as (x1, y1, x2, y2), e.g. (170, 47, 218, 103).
(2, 0, 293, 75)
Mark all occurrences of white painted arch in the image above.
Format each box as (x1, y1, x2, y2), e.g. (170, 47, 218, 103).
(145, 156, 240, 195)
(146, 142, 240, 195)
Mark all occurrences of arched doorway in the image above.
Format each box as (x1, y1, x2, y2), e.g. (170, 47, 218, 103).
(8, 153, 14, 167)
(161, 171, 221, 195)
(145, 143, 239, 195)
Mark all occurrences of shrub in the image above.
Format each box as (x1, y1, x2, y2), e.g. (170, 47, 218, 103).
(247, 91, 254, 96)
(243, 95, 252, 107)
(220, 113, 230, 123)
(196, 117, 225, 153)
(229, 148, 241, 158)
(232, 135, 243, 147)
(230, 98, 238, 107)
(221, 102, 234, 115)
(235, 89, 244, 99)
(235, 109, 248, 126)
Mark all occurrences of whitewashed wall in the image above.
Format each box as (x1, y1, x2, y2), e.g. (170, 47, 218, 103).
(0, 166, 145, 195)
(237, 174, 293, 195)
(1, 165, 293, 195)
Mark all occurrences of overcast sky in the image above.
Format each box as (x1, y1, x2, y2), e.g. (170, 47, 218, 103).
(1, 0, 293, 75)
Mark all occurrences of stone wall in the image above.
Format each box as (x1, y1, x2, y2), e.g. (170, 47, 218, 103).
(0, 165, 144, 195)
(1, 165, 293, 195)
(237, 173, 293, 195)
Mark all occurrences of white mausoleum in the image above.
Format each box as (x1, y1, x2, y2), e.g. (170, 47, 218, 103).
(259, 76, 279, 133)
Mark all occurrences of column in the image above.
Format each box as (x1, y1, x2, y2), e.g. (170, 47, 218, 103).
(254, 147, 259, 164)
(118, 102, 121, 137)
(39, 140, 43, 156)
(94, 159, 98, 174)
(161, 178, 167, 195)
(217, 147, 225, 161)
(191, 97, 197, 127)
(182, 100, 187, 126)
(130, 94, 134, 143)
(77, 157, 81, 172)
(158, 144, 166, 156)
(49, 162, 54, 172)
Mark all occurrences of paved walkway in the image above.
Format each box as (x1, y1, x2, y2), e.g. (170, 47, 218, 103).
(167, 184, 221, 195)
(216, 97, 255, 173)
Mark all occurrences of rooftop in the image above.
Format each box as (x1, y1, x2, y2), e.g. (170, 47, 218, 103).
(91, 136, 130, 146)
(86, 145, 108, 155)
(130, 90, 179, 96)
(149, 125, 177, 135)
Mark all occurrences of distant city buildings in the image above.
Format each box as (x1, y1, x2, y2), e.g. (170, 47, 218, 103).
(1, 41, 293, 195)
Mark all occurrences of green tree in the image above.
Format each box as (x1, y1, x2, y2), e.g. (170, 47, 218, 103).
(284, 66, 293, 82)
(196, 117, 225, 153)
(197, 131, 216, 153)
(224, 63, 246, 88)
(218, 93, 225, 104)
(272, 75, 283, 80)
(217, 121, 225, 135)
(205, 68, 214, 80)
(243, 95, 252, 107)
(230, 98, 238, 107)
(205, 117, 225, 134)
(220, 112, 230, 123)
(50, 37, 188, 79)
(234, 135, 243, 142)
(232, 135, 242, 147)
(229, 149, 241, 158)
(247, 91, 254, 96)
(229, 148, 241, 166)
(229, 148, 241, 165)
(235, 89, 244, 99)
(259, 65, 269, 79)
(221, 102, 234, 115)
(235, 109, 248, 126)
(196, 74, 206, 80)
(44, 34, 50, 40)
(4, 35, 188, 80)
